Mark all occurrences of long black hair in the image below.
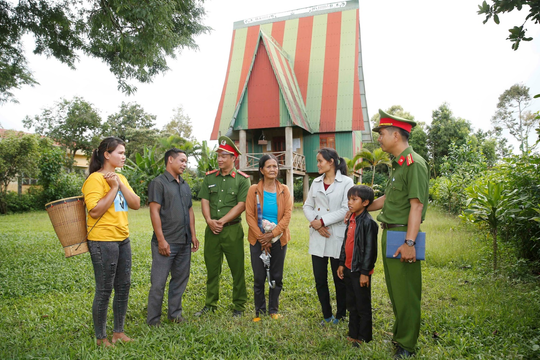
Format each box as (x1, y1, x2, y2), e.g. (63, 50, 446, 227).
(318, 147, 347, 176)
(88, 137, 125, 175)
(258, 153, 280, 179)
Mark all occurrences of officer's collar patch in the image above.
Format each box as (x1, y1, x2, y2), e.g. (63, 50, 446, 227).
(397, 156, 406, 166)
(231, 171, 236, 178)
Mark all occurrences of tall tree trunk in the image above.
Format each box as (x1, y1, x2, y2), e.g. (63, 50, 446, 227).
(371, 165, 375, 187)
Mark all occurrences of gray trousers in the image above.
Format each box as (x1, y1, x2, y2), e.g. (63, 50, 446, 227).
(147, 242, 191, 325)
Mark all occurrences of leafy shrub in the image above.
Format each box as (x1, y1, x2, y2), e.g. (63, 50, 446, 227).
(5, 190, 41, 213)
(431, 139, 488, 214)
(293, 177, 304, 202)
(361, 170, 387, 196)
(182, 169, 203, 200)
(37, 143, 84, 206)
(460, 154, 540, 270)
(493, 155, 540, 265)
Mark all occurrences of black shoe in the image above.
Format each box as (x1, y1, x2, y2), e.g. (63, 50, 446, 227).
(232, 310, 243, 317)
(394, 345, 415, 359)
(194, 306, 214, 317)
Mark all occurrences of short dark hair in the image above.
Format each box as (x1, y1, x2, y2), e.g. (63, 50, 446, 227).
(164, 148, 186, 165)
(347, 185, 375, 207)
(258, 154, 280, 178)
(387, 126, 410, 141)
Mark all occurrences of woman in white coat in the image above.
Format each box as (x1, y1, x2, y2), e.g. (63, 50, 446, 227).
(303, 147, 354, 325)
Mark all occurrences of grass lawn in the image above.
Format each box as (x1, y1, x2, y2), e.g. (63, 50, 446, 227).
(0, 203, 539, 359)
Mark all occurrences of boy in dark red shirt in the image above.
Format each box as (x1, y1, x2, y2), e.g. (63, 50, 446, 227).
(337, 185, 378, 346)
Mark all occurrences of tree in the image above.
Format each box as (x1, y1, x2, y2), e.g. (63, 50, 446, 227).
(409, 125, 429, 161)
(478, 0, 540, 50)
(474, 127, 513, 165)
(427, 103, 472, 177)
(23, 97, 102, 165)
(105, 102, 158, 158)
(163, 106, 194, 140)
(106, 102, 156, 138)
(462, 181, 523, 270)
(0, 0, 210, 103)
(492, 83, 539, 155)
(0, 131, 40, 213)
(352, 148, 391, 187)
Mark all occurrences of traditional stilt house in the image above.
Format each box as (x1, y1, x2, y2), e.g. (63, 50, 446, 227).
(210, 0, 372, 199)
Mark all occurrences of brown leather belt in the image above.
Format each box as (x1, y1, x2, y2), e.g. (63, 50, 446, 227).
(380, 223, 406, 230)
(223, 219, 241, 227)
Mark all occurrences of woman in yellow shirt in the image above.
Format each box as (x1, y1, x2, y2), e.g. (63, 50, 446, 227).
(82, 137, 140, 347)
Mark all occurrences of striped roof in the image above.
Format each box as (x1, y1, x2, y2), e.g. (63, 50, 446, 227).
(232, 30, 312, 133)
(211, 0, 369, 140)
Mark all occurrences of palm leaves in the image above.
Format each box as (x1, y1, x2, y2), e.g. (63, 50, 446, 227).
(346, 148, 391, 187)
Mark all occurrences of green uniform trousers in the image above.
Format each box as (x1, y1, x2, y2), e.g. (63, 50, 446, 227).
(203, 223, 247, 311)
(382, 228, 422, 353)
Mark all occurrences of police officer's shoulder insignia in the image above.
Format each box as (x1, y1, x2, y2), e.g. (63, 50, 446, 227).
(406, 153, 415, 166)
(398, 156, 406, 166)
(206, 169, 219, 176)
(237, 170, 249, 178)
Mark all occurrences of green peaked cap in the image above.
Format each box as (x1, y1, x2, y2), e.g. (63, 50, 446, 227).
(373, 109, 417, 133)
(217, 135, 242, 156)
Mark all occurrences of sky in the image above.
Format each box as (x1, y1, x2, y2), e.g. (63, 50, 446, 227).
(1, 0, 539, 151)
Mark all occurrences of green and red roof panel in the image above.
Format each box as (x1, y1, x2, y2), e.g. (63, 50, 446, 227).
(211, 0, 368, 140)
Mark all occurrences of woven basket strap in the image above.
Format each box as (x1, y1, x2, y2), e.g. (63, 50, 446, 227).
(76, 188, 120, 251)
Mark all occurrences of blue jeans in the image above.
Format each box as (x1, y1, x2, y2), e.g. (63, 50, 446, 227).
(88, 238, 131, 339)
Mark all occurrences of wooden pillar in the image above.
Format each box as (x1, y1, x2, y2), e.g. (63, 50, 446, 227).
(239, 130, 247, 170)
(303, 174, 310, 203)
(285, 127, 294, 196)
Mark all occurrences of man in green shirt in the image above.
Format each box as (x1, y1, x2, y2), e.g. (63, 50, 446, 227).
(195, 136, 251, 317)
(368, 109, 429, 359)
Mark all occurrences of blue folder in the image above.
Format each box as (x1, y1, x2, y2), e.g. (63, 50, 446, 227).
(385, 231, 426, 261)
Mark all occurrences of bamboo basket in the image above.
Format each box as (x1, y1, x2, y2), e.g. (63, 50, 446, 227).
(45, 196, 88, 257)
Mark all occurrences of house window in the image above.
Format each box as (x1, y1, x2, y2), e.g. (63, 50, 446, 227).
(319, 134, 335, 149)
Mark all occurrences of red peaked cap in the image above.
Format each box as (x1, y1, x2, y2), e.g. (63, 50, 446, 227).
(373, 109, 417, 133)
(217, 135, 241, 157)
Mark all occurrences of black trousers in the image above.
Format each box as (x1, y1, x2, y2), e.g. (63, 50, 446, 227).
(311, 255, 346, 320)
(343, 267, 372, 342)
(250, 241, 287, 316)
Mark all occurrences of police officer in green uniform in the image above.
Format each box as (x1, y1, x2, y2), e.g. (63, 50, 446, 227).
(195, 136, 251, 317)
(368, 109, 429, 359)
